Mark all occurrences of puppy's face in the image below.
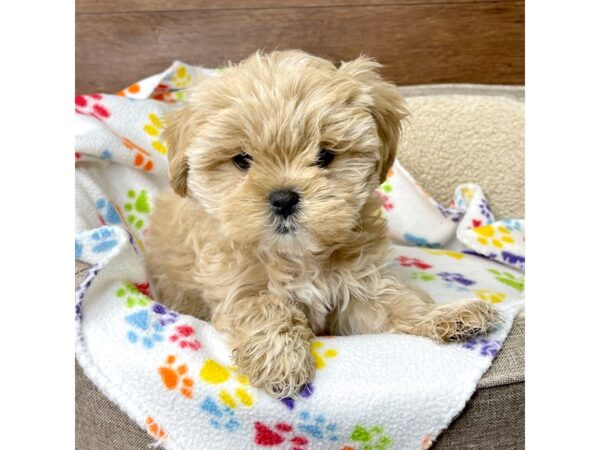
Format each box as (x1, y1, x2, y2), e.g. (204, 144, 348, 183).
(164, 51, 407, 252)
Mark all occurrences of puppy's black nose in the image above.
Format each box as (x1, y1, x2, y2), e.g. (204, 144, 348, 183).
(269, 189, 300, 218)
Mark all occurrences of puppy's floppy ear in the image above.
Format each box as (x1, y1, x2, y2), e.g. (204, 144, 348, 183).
(339, 56, 409, 184)
(162, 107, 194, 197)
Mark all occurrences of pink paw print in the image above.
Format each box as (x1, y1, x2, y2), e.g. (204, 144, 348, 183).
(374, 191, 393, 211)
(254, 422, 309, 450)
(169, 325, 201, 351)
(395, 256, 432, 270)
(75, 94, 111, 121)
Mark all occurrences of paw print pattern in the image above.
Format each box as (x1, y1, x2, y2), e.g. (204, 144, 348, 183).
(425, 249, 465, 260)
(437, 272, 475, 287)
(374, 190, 393, 211)
(378, 169, 394, 193)
(75, 94, 111, 121)
(311, 341, 338, 369)
(200, 396, 241, 432)
(501, 251, 525, 269)
(124, 189, 151, 229)
(89, 227, 119, 253)
(395, 256, 432, 270)
(169, 325, 202, 351)
(463, 338, 501, 357)
(281, 383, 313, 410)
(473, 224, 515, 249)
(143, 113, 168, 154)
(125, 309, 164, 349)
(488, 269, 524, 292)
(145, 416, 167, 441)
(158, 355, 194, 398)
(199, 359, 254, 409)
(116, 82, 141, 97)
(152, 303, 178, 326)
(411, 272, 437, 282)
(297, 410, 339, 443)
(254, 422, 309, 449)
(122, 137, 154, 172)
(475, 289, 506, 304)
(349, 425, 393, 450)
(478, 199, 493, 223)
(171, 65, 192, 88)
(116, 282, 151, 308)
(96, 198, 122, 225)
(404, 233, 441, 249)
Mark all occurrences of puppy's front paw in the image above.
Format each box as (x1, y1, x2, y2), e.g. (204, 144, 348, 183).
(420, 300, 502, 343)
(234, 328, 315, 398)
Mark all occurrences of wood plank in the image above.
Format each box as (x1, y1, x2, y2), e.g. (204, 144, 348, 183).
(76, 0, 497, 14)
(76, 2, 524, 94)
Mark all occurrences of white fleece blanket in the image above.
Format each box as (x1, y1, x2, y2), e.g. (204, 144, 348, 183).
(75, 62, 525, 450)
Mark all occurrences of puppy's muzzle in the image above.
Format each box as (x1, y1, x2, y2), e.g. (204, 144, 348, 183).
(269, 189, 300, 219)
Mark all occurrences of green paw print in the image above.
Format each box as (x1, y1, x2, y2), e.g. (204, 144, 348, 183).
(488, 269, 524, 292)
(350, 425, 393, 450)
(116, 282, 151, 308)
(124, 190, 151, 229)
(411, 272, 437, 282)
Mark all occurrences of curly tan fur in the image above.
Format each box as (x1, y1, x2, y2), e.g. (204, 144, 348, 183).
(146, 50, 500, 398)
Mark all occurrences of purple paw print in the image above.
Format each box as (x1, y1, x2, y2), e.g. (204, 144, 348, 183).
(478, 200, 493, 223)
(437, 205, 462, 223)
(152, 303, 178, 326)
(463, 338, 501, 357)
(281, 383, 314, 409)
(437, 272, 476, 286)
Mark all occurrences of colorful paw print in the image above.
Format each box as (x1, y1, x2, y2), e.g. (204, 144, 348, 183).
(475, 289, 506, 304)
(311, 341, 338, 370)
(171, 65, 192, 88)
(89, 227, 119, 253)
(116, 282, 151, 308)
(404, 233, 441, 249)
(124, 189, 151, 229)
(200, 396, 241, 432)
(473, 224, 515, 249)
(281, 383, 313, 410)
(254, 422, 309, 449)
(411, 272, 437, 282)
(96, 198, 122, 225)
(395, 256, 432, 270)
(348, 425, 393, 450)
(143, 113, 168, 154)
(379, 169, 394, 193)
(478, 199, 494, 223)
(125, 309, 164, 349)
(122, 137, 154, 171)
(425, 249, 465, 260)
(437, 272, 475, 287)
(152, 303, 178, 326)
(117, 82, 141, 97)
(169, 325, 202, 351)
(374, 190, 393, 211)
(75, 94, 111, 121)
(199, 359, 254, 409)
(501, 251, 525, 269)
(297, 410, 339, 442)
(463, 338, 501, 357)
(158, 355, 194, 398)
(488, 269, 524, 292)
(145, 416, 167, 441)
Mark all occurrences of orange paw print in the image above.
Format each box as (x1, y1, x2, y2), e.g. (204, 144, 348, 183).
(117, 83, 141, 97)
(143, 113, 168, 154)
(122, 137, 154, 171)
(145, 416, 167, 440)
(199, 359, 254, 409)
(311, 341, 338, 369)
(158, 355, 194, 398)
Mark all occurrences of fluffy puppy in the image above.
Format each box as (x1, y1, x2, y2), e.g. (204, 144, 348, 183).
(146, 50, 499, 397)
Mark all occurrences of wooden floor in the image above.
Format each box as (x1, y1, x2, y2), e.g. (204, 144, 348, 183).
(76, 0, 524, 94)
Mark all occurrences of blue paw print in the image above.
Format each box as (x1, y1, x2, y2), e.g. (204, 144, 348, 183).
(89, 227, 119, 253)
(96, 198, 122, 225)
(152, 303, 178, 326)
(500, 219, 522, 232)
(297, 411, 339, 442)
(200, 396, 240, 432)
(125, 309, 164, 349)
(404, 233, 441, 249)
(100, 149, 113, 160)
(281, 383, 313, 410)
(437, 272, 475, 287)
(75, 239, 83, 259)
(463, 338, 501, 357)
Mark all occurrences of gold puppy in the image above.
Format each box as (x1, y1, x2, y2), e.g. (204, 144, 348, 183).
(146, 50, 499, 397)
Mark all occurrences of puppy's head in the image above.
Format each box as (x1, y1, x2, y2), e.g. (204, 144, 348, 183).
(163, 50, 408, 251)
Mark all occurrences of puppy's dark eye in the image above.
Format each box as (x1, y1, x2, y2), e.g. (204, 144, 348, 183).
(315, 148, 335, 168)
(233, 152, 252, 171)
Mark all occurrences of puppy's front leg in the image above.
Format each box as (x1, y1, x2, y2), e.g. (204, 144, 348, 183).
(212, 294, 315, 398)
(331, 276, 500, 342)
